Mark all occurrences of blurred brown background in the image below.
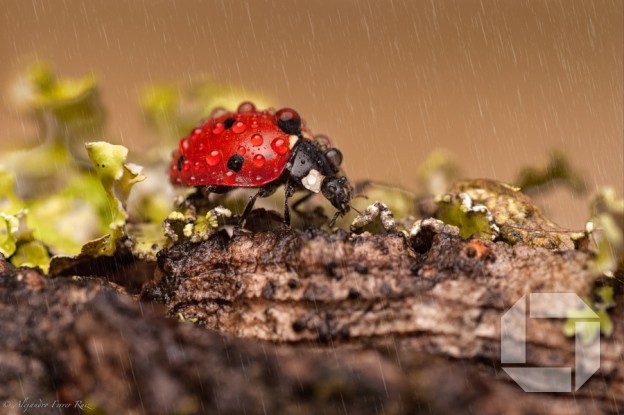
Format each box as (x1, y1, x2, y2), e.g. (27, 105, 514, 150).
(1, 0, 622, 228)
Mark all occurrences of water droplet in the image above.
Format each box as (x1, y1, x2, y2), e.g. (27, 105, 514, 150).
(237, 146, 246, 155)
(271, 137, 289, 155)
(179, 138, 191, 153)
(206, 150, 222, 166)
(212, 122, 225, 135)
(232, 121, 247, 134)
(314, 134, 331, 149)
(191, 128, 202, 140)
(210, 107, 227, 119)
(183, 160, 190, 171)
(255, 175, 263, 182)
(253, 154, 266, 168)
(251, 134, 263, 146)
(224, 170, 236, 185)
(237, 101, 256, 113)
(193, 162, 201, 171)
(251, 119, 259, 129)
(275, 108, 301, 134)
(198, 143, 205, 151)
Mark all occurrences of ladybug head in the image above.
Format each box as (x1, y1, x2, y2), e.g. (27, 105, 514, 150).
(321, 175, 352, 215)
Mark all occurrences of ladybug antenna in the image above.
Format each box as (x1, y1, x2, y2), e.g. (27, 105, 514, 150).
(350, 205, 363, 215)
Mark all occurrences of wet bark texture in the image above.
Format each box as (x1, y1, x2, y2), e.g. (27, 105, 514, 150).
(0, 224, 622, 414)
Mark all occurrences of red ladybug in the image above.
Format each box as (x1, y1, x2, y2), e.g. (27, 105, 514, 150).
(170, 102, 352, 226)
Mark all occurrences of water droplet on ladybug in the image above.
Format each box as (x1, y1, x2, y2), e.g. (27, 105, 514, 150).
(224, 170, 236, 184)
(232, 121, 247, 134)
(237, 146, 246, 155)
(251, 134, 263, 146)
(206, 150, 222, 166)
(179, 138, 191, 153)
(271, 137, 289, 155)
(212, 122, 225, 135)
(255, 175, 263, 182)
(275, 108, 301, 134)
(191, 128, 202, 140)
(251, 120, 259, 129)
(210, 107, 227, 119)
(193, 162, 201, 171)
(314, 134, 331, 150)
(237, 101, 256, 113)
(198, 143, 205, 151)
(183, 160, 190, 171)
(253, 154, 266, 168)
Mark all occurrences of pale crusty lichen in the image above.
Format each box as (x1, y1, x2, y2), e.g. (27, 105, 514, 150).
(437, 179, 574, 249)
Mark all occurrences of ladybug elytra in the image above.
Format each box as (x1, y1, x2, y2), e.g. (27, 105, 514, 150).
(170, 102, 352, 226)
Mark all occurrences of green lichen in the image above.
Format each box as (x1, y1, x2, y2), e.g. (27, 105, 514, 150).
(82, 142, 145, 256)
(10, 240, 51, 273)
(435, 193, 496, 240)
(563, 286, 615, 344)
(516, 149, 586, 195)
(438, 179, 572, 249)
(163, 206, 232, 243)
(48, 142, 145, 274)
(588, 188, 624, 276)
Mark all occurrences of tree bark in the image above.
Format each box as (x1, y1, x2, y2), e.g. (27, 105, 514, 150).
(0, 221, 621, 414)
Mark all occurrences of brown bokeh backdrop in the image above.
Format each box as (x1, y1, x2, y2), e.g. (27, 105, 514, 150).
(1, 0, 622, 228)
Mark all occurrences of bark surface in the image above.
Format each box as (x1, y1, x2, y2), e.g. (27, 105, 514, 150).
(0, 222, 621, 414)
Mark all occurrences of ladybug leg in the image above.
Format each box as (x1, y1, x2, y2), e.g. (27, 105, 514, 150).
(283, 182, 297, 225)
(237, 188, 264, 228)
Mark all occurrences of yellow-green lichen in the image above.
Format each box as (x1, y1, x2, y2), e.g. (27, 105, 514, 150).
(438, 179, 573, 249)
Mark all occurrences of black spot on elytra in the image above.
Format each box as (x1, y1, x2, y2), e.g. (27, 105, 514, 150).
(224, 117, 236, 129)
(227, 154, 244, 172)
(177, 155, 184, 171)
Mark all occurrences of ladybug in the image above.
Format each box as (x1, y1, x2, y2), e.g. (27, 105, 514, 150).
(170, 102, 352, 226)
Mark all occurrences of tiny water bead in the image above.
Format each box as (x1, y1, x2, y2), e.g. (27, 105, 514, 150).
(275, 108, 301, 134)
(212, 122, 225, 135)
(251, 119, 259, 129)
(183, 160, 190, 171)
(210, 107, 227, 119)
(179, 138, 191, 153)
(253, 154, 266, 168)
(191, 128, 203, 140)
(251, 134, 263, 146)
(237, 146, 246, 155)
(224, 170, 236, 185)
(206, 150, 222, 166)
(271, 137, 289, 155)
(232, 121, 247, 134)
(237, 101, 256, 113)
